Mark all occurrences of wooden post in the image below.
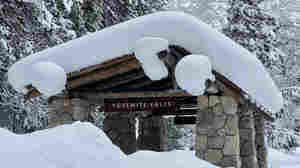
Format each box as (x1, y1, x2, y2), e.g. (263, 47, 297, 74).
(103, 113, 137, 155)
(138, 116, 168, 152)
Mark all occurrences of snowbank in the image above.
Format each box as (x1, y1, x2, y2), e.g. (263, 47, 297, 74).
(0, 122, 126, 168)
(0, 122, 218, 168)
(0, 122, 299, 168)
(268, 148, 300, 168)
(8, 11, 282, 112)
(129, 151, 218, 168)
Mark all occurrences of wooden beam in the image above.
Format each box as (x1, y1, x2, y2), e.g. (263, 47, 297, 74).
(67, 58, 141, 89)
(82, 69, 146, 91)
(67, 54, 136, 79)
(174, 116, 196, 125)
(100, 91, 193, 98)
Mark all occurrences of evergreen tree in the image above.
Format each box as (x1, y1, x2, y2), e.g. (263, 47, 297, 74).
(223, 0, 299, 151)
(0, 0, 168, 133)
(223, 0, 284, 69)
(128, 0, 168, 17)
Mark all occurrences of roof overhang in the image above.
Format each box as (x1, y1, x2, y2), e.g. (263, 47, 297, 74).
(8, 12, 282, 115)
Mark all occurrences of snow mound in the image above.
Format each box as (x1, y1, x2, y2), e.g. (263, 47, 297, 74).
(1, 122, 299, 168)
(175, 55, 214, 95)
(0, 122, 218, 168)
(29, 62, 66, 97)
(134, 37, 169, 80)
(0, 122, 126, 168)
(268, 148, 300, 168)
(129, 151, 219, 168)
(8, 11, 283, 113)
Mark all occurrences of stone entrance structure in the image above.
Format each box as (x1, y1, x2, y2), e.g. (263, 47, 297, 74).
(27, 46, 272, 168)
(196, 96, 241, 167)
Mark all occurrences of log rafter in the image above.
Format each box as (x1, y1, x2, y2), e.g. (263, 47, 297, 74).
(25, 45, 274, 120)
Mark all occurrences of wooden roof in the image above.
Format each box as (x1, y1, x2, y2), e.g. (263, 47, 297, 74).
(25, 45, 273, 121)
(66, 46, 242, 93)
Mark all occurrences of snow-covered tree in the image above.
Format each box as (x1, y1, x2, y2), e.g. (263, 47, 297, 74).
(223, 0, 285, 69)
(128, 0, 168, 16)
(222, 0, 300, 151)
(166, 0, 228, 29)
(0, 0, 168, 133)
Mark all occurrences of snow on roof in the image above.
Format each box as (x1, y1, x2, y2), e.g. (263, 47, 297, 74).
(175, 55, 214, 96)
(8, 11, 283, 113)
(133, 37, 169, 81)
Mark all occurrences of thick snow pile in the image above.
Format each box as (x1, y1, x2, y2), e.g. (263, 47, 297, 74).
(29, 62, 66, 97)
(175, 55, 214, 95)
(0, 122, 218, 168)
(129, 151, 218, 168)
(0, 122, 300, 168)
(268, 148, 300, 168)
(134, 37, 169, 80)
(8, 11, 282, 112)
(0, 122, 126, 168)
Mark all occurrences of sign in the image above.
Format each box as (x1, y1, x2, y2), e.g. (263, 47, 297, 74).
(104, 96, 197, 113)
(174, 116, 196, 125)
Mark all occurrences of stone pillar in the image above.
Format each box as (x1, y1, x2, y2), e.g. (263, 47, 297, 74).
(254, 112, 268, 168)
(196, 96, 241, 168)
(138, 116, 168, 152)
(48, 97, 90, 128)
(103, 113, 137, 155)
(239, 103, 258, 168)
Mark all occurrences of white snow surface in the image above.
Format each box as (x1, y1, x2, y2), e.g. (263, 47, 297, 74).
(29, 62, 66, 97)
(268, 148, 300, 168)
(63, 0, 73, 13)
(175, 55, 214, 95)
(8, 11, 283, 113)
(134, 37, 169, 80)
(0, 122, 218, 168)
(0, 122, 299, 168)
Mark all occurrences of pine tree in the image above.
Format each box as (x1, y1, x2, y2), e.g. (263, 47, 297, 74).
(128, 0, 168, 17)
(223, 0, 299, 151)
(0, 0, 168, 133)
(223, 0, 284, 69)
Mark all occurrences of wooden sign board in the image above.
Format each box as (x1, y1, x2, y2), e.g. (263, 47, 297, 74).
(104, 96, 197, 113)
(174, 116, 196, 125)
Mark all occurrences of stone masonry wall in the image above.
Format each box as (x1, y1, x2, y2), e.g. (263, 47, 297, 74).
(239, 103, 259, 168)
(196, 96, 241, 168)
(254, 112, 268, 168)
(48, 98, 90, 128)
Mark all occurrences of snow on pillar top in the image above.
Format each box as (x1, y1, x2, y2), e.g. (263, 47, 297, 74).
(133, 37, 169, 81)
(175, 55, 214, 96)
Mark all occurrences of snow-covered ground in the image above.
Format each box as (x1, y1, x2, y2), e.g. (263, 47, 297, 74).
(0, 122, 299, 168)
(0, 122, 216, 168)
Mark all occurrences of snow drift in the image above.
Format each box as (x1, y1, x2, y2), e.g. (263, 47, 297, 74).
(8, 11, 282, 112)
(0, 122, 299, 168)
(0, 122, 218, 168)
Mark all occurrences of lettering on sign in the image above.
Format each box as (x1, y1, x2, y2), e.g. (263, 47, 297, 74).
(104, 96, 197, 112)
